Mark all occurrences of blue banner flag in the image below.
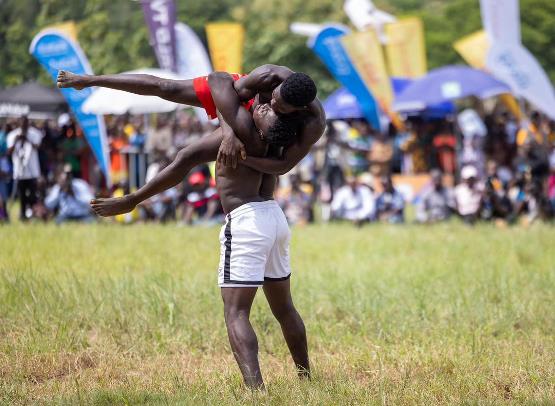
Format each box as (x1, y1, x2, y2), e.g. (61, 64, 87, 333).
(30, 30, 111, 184)
(309, 25, 381, 129)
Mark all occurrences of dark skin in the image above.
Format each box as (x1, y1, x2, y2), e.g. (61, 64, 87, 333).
(206, 72, 311, 389)
(59, 69, 310, 388)
(56, 68, 279, 215)
(57, 64, 326, 196)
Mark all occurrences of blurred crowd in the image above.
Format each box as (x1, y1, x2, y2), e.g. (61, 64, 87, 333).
(1, 107, 554, 227)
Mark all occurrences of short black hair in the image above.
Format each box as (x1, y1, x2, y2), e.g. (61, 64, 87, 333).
(265, 116, 298, 148)
(280, 72, 317, 107)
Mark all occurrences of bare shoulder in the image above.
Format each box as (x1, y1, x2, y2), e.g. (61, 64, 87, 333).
(302, 98, 327, 143)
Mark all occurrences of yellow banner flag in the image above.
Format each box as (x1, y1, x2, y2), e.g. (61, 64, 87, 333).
(454, 30, 490, 70)
(385, 17, 427, 78)
(342, 30, 394, 109)
(454, 30, 522, 120)
(41, 21, 79, 42)
(341, 30, 404, 129)
(206, 23, 245, 73)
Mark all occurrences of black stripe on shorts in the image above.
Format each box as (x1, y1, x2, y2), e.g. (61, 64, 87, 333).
(264, 274, 292, 282)
(223, 215, 232, 283)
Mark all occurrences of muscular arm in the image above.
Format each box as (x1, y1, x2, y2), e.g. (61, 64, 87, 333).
(57, 70, 198, 105)
(233, 64, 294, 100)
(241, 105, 327, 175)
(208, 72, 257, 144)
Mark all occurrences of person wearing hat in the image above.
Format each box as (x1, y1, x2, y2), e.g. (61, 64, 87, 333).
(454, 165, 484, 224)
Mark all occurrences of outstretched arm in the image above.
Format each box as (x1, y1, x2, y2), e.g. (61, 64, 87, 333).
(91, 131, 222, 217)
(57, 70, 201, 106)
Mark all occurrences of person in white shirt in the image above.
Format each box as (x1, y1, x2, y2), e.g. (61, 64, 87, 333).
(6, 116, 43, 221)
(454, 165, 484, 224)
(45, 167, 95, 224)
(331, 175, 375, 225)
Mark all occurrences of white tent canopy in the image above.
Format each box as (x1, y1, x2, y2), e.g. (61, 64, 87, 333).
(82, 68, 184, 115)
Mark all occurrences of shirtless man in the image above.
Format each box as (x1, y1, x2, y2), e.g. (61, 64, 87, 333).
(56, 65, 326, 215)
(57, 68, 322, 389)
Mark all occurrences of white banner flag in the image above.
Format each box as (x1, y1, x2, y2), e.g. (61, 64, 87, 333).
(175, 22, 212, 79)
(175, 22, 213, 121)
(480, 0, 521, 44)
(487, 42, 555, 119)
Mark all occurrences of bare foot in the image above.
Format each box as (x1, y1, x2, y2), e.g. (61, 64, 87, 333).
(57, 70, 88, 90)
(90, 196, 136, 217)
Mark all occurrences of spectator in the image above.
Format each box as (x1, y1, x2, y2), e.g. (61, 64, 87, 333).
(109, 126, 129, 185)
(146, 115, 173, 156)
(181, 171, 219, 225)
(141, 156, 178, 223)
(459, 135, 486, 179)
(368, 131, 393, 177)
(6, 116, 43, 221)
(416, 169, 453, 223)
(45, 166, 95, 224)
(433, 123, 457, 174)
(346, 120, 372, 174)
(400, 120, 428, 174)
(331, 175, 375, 225)
(0, 122, 10, 222)
(454, 165, 483, 224)
(376, 175, 405, 224)
(59, 119, 85, 178)
(279, 176, 313, 226)
(481, 162, 513, 223)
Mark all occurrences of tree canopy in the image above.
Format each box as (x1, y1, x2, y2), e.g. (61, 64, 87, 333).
(1, 0, 553, 97)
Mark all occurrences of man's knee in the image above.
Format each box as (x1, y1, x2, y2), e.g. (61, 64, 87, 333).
(224, 303, 251, 324)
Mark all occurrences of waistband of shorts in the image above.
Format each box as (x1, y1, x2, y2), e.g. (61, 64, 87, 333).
(227, 200, 278, 219)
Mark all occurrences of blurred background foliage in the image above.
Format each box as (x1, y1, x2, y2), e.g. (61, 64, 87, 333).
(1, 0, 554, 97)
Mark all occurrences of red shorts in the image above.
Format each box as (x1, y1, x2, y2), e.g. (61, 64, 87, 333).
(193, 74, 255, 120)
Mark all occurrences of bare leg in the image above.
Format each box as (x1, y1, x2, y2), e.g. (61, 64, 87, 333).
(91, 130, 223, 217)
(221, 287, 264, 389)
(263, 279, 310, 378)
(57, 71, 202, 106)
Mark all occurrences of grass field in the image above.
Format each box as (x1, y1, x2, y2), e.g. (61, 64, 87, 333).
(1, 222, 554, 405)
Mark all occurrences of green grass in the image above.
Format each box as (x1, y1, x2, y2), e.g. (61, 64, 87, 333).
(1, 222, 554, 405)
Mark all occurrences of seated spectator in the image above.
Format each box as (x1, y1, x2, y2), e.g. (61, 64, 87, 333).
(416, 169, 453, 223)
(376, 175, 405, 224)
(331, 175, 375, 226)
(141, 157, 178, 223)
(45, 166, 95, 224)
(454, 165, 483, 224)
(481, 161, 513, 223)
(181, 171, 220, 225)
(279, 176, 313, 226)
(141, 187, 178, 223)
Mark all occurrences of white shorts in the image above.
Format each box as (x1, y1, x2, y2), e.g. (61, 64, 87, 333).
(218, 200, 291, 288)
